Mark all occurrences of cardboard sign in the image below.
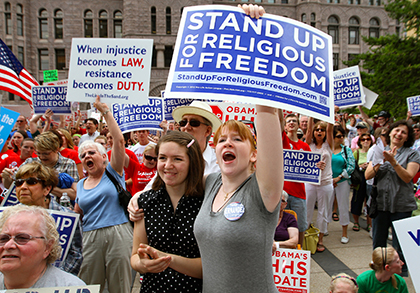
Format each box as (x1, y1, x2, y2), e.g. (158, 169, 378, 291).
(0, 107, 20, 150)
(407, 95, 420, 117)
(284, 149, 321, 184)
(272, 248, 311, 293)
(112, 98, 164, 133)
(393, 216, 420, 293)
(362, 86, 378, 110)
(43, 69, 58, 83)
(67, 38, 153, 105)
(0, 205, 80, 269)
(0, 182, 19, 207)
(32, 85, 72, 115)
(166, 5, 334, 123)
(333, 66, 365, 108)
(0, 285, 100, 293)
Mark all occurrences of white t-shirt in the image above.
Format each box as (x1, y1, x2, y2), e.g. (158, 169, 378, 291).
(130, 141, 156, 163)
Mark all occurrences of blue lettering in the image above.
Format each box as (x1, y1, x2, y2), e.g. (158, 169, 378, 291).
(408, 229, 420, 246)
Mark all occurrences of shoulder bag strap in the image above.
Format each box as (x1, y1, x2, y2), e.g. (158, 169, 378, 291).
(105, 168, 124, 193)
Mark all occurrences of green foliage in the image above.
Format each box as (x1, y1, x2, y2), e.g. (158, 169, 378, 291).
(343, 0, 420, 120)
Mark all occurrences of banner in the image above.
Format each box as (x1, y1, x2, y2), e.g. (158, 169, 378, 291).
(0, 285, 100, 293)
(112, 98, 164, 133)
(284, 149, 321, 184)
(166, 5, 334, 123)
(0, 107, 20, 150)
(32, 85, 71, 115)
(67, 38, 153, 105)
(272, 248, 311, 293)
(407, 95, 420, 117)
(333, 66, 365, 108)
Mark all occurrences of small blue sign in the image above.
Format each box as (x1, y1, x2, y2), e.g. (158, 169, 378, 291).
(283, 149, 321, 184)
(0, 107, 20, 150)
(164, 98, 195, 121)
(0, 182, 19, 207)
(224, 201, 245, 221)
(32, 85, 72, 115)
(333, 66, 365, 108)
(407, 95, 420, 117)
(112, 98, 164, 133)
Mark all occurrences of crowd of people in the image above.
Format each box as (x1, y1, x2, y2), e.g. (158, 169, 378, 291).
(0, 4, 418, 292)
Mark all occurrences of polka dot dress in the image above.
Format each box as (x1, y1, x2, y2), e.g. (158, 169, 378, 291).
(138, 188, 203, 293)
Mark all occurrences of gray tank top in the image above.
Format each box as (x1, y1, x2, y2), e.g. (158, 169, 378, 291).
(194, 172, 280, 293)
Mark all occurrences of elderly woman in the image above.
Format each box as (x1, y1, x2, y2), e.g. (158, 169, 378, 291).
(0, 205, 85, 289)
(330, 273, 358, 293)
(272, 191, 298, 252)
(366, 120, 420, 276)
(75, 96, 133, 293)
(14, 161, 83, 276)
(357, 247, 408, 293)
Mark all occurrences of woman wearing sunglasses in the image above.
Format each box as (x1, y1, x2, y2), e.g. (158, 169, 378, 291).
(13, 161, 83, 276)
(0, 205, 85, 289)
(332, 125, 355, 244)
(125, 144, 157, 195)
(75, 96, 133, 292)
(351, 133, 374, 232)
(305, 118, 334, 252)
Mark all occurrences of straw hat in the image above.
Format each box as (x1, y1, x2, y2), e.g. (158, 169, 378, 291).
(172, 101, 222, 132)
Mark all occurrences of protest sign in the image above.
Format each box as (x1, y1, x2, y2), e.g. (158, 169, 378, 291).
(112, 98, 164, 133)
(333, 66, 365, 108)
(407, 95, 420, 117)
(45, 79, 68, 86)
(166, 5, 334, 123)
(165, 98, 195, 121)
(43, 69, 58, 83)
(362, 86, 378, 110)
(0, 182, 19, 207)
(284, 149, 321, 184)
(272, 248, 311, 293)
(0, 285, 100, 293)
(32, 85, 71, 115)
(0, 206, 80, 269)
(393, 216, 420, 293)
(67, 38, 153, 105)
(209, 102, 257, 124)
(0, 107, 19, 150)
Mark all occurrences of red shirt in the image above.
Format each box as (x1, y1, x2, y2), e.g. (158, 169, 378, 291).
(282, 131, 311, 200)
(0, 153, 25, 173)
(60, 148, 81, 164)
(108, 148, 138, 195)
(125, 157, 157, 195)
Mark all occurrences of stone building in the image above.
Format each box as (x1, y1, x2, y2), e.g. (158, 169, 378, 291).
(0, 0, 400, 107)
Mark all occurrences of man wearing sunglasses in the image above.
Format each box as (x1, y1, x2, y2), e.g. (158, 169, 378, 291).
(9, 115, 32, 139)
(350, 121, 375, 151)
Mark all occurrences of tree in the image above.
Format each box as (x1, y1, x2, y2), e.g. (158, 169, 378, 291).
(345, 0, 420, 120)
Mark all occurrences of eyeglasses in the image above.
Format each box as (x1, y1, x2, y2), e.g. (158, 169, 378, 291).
(144, 155, 157, 162)
(179, 119, 209, 128)
(360, 138, 372, 142)
(80, 150, 97, 159)
(35, 151, 52, 157)
(286, 119, 297, 124)
(0, 233, 45, 246)
(15, 177, 44, 187)
(315, 128, 326, 132)
(335, 135, 344, 139)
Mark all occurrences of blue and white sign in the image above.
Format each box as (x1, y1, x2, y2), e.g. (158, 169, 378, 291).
(333, 66, 365, 108)
(165, 98, 195, 121)
(0, 285, 100, 293)
(0, 182, 19, 207)
(166, 5, 334, 123)
(284, 149, 321, 184)
(67, 38, 153, 105)
(407, 95, 420, 117)
(0, 107, 19, 150)
(32, 85, 71, 115)
(112, 98, 164, 133)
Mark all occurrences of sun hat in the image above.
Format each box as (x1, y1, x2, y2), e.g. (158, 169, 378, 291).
(356, 122, 368, 129)
(172, 101, 222, 132)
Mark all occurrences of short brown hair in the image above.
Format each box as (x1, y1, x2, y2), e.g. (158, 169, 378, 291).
(34, 131, 60, 152)
(15, 161, 58, 189)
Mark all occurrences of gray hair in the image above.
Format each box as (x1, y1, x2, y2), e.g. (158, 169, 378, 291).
(282, 190, 289, 202)
(78, 141, 109, 165)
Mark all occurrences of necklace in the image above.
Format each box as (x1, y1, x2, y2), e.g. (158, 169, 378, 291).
(222, 186, 238, 202)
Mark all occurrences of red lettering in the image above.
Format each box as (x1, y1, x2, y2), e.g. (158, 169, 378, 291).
(291, 276, 298, 286)
(240, 107, 246, 114)
(272, 259, 280, 272)
(133, 58, 143, 67)
(283, 276, 291, 286)
(227, 106, 233, 113)
(273, 275, 281, 284)
(276, 251, 280, 257)
(116, 81, 144, 91)
(300, 278, 307, 287)
(248, 108, 255, 114)
(122, 58, 127, 66)
(297, 261, 307, 275)
(234, 107, 239, 113)
(282, 260, 294, 274)
(117, 81, 123, 90)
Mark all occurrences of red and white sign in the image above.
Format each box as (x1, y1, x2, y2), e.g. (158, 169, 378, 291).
(208, 102, 257, 124)
(272, 248, 311, 293)
(45, 79, 68, 86)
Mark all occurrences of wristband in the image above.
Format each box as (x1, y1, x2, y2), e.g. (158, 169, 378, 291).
(275, 242, 280, 250)
(102, 110, 110, 116)
(393, 161, 399, 167)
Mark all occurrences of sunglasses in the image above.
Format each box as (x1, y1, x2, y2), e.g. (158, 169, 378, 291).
(179, 119, 209, 128)
(0, 233, 45, 246)
(144, 155, 157, 162)
(315, 128, 326, 132)
(335, 135, 344, 139)
(15, 177, 43, 187)
(80, 150, 97, 159)
(360, 138, 372, 142)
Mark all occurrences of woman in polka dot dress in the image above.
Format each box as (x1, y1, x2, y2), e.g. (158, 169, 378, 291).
(131, 131, 205, 292)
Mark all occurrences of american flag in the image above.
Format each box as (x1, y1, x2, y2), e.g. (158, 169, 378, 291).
(0, 38, 39, 104)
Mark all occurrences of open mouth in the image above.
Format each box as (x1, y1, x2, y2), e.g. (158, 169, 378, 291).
(223, 152, 236, 162)
(2, 255, 18, 259)
(86, 160, 94, 168)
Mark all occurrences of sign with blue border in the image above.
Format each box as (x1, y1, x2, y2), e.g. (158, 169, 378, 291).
(32, 85, 71, 115)
(0, 107, 20, 150)
(112, 98, 164, 133)
(166, 5, 334, 123)
(407, 95, 420, 117)
(0, 285, 100, 293)
(165, 98, 195, 121)
(333, 66, 365, 108)
(283, 149, 321, 184)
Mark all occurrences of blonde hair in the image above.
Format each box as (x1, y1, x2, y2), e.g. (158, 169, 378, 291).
(58, 128, 75, 150)
(330, 273, 358, 293)
(370, 247, 398, 289)
(0, 205, 62, 264)
(34, 131, 60, 152)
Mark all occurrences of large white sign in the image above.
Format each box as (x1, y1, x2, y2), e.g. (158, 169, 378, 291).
(67, 38, 153, 105)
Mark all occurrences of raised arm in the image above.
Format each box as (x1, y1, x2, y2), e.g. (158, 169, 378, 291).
(93, 96, 124, 175)
(358, 105, 374, 128)
(305, 117, 314, 144)
(255, 106, 283, 212)
(326, 122, 334, 149)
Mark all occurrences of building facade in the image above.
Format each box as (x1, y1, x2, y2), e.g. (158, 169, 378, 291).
(0, 0, 400, 106)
